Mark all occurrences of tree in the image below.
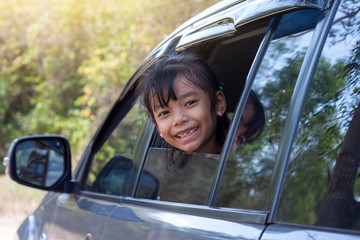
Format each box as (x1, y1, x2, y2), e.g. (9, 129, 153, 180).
(315, 34, 360, 228)
(315, 102, 360, 228)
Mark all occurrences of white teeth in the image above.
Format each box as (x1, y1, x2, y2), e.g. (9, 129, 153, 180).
(178, 128, 196, 138)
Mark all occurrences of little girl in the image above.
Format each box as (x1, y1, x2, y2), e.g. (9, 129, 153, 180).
(138, 54, 229, 157)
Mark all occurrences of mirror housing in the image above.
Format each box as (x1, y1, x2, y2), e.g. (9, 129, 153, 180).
(4, 135, 73, 192)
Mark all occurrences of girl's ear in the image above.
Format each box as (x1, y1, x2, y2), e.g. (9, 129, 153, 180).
(215, 90, 226, 116)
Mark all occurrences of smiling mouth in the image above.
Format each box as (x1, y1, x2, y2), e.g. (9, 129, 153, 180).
(176, 128, 198, 138)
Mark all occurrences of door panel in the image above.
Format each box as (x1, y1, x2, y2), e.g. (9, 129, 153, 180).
(47, 194, 116, 240)
(102, 202, 265, 240)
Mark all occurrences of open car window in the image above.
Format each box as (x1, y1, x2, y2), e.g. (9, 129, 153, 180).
(134, 19, 269, 206)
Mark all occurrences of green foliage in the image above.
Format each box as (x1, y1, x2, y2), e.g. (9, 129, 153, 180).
(0, 0, 217, 173)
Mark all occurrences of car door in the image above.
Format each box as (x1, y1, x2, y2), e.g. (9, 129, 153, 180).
(261, 0, 360, 239)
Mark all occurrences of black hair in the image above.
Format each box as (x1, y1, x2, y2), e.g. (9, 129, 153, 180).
(137, 54, 229, 172)
(140, 54, 219, 118)
(243, 90, 265, 143)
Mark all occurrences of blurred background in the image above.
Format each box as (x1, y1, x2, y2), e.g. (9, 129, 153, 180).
(0, 0, 217, 237)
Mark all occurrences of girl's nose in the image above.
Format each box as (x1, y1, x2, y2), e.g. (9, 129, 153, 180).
(173, 110, 189, 126)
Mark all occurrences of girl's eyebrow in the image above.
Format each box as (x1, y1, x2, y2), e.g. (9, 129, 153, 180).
(178, 91, 198, 100)
(153, 101, 163, 112)
(153, 91, 198, 113)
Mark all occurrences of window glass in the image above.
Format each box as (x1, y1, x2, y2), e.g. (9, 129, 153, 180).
(277, 2, 360, 232)
(84, 100, 147, 195)
(216, 11, 320, 210)
(137, 148, 219, 204)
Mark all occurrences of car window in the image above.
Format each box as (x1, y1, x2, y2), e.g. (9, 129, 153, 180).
(277, 2, 360, 232)
(137, 148, 219, 204)
(216, 10, 322, 210)
(83, 100, 147, 195)
(134, 20, 270, 206)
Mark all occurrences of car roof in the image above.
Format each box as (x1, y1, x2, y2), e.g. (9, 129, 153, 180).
(149, 0, 330, 56)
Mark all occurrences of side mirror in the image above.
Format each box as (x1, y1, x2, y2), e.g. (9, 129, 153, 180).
(91, 155, 160, 199)
(137, 170, 160, 200)
(92, 155, 134, 195)
(4, 135, 72, 192)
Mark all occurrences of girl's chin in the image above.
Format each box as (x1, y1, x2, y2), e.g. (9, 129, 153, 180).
(172, 139, 217, 153)
(178, 146, 198, 152)
(174, 143, 199, 152)
(181, 145, 210, 153)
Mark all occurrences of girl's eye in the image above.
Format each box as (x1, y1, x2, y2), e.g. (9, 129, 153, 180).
(185, 100, 196, 107)
(158, 110, 169, 117)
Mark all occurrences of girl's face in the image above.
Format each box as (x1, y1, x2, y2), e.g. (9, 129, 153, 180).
(151, 75, 226, 154)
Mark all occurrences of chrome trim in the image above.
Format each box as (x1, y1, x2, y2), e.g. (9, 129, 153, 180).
(266, 0, 341, 222)
(122, 197, 269, 224)
(175, 0, 329, 51)
(80, 190, 122, 203)
(176, 19, 236, 51)
(208, 16, 282, 207)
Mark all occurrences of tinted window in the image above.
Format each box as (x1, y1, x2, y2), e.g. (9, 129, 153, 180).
(216, 10, 321, 210)
(84, 100, 147, 195)
(137, 148, 219, 204)
(277, 2, 360, 232)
